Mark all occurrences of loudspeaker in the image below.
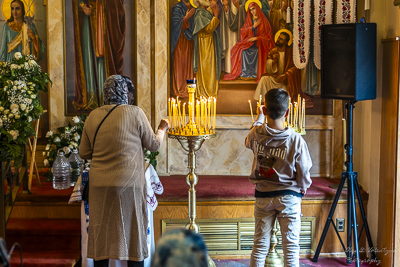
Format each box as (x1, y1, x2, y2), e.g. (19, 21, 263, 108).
(321, 23, 377, 101)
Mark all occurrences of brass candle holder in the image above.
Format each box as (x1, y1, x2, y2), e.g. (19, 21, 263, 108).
(168, 133, 216, 267)
(265, 219, 284, 266)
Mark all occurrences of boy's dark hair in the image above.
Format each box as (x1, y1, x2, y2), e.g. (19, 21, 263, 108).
(264, 88, 289, 120)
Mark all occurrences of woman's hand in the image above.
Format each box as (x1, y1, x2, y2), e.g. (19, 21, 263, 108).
(158, 119, 170, 131)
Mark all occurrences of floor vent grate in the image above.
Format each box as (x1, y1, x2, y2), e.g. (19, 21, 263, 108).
(162, 217, 315, 255)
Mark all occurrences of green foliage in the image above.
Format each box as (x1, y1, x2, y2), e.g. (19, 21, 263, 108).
(144, 149, 159, 169)
(0, 53, 51, 165)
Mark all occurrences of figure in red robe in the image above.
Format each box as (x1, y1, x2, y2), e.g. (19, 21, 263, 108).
(223, 1, 274, 82)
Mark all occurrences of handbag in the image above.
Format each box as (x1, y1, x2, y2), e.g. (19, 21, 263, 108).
(82, 104, 121, 202)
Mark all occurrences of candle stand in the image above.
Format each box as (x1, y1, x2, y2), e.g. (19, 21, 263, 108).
(168, 133, 216, 266)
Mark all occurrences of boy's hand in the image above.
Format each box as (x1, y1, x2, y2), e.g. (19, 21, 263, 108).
(257, 105, 265, 116)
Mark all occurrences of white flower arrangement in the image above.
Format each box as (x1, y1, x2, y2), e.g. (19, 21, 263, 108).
(43, 114, 87, 180)
(0, 53, 51, 163)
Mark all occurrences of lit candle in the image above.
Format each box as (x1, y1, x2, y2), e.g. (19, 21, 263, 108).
(183, 103, 186, 126)
(207, 97, 211, 129)
(302, 99, 306, 131)
(249, 100, 254, 124)
(213, 97, 216, 130)
(201, 98, 205, 128)
(171, 99, 175, 130)
(196, 100, 200, 128)
(294, 102, 298, 129)
(178, 101, 182, 128)
(289, 102, 292, 127)
(168, 98, 171, 129)
(259, 94, 262, 108)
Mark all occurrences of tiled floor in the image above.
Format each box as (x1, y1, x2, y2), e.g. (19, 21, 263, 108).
(213, 257, 381, 267)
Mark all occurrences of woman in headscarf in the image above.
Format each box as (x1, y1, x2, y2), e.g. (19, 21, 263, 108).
(223, 1, 274, 82)
(79, 75, 169, 267)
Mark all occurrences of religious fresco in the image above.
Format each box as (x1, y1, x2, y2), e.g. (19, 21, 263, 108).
(0, 0, 48, 131)
(169, 0, 334, 116)
(0, 0, 46, 66)
(64, 0, 136, 115)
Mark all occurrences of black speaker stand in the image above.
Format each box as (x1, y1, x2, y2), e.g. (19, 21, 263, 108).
(312, 100, 376, 267)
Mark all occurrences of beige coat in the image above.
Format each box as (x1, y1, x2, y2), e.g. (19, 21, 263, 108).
(79, 104, 165, 261)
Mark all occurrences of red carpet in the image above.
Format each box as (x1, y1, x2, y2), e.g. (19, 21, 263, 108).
(158, 176, 368, 202)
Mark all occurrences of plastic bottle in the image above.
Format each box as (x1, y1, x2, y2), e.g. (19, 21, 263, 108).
(52, 151, 71, 190)
(68, 149, 84, 186)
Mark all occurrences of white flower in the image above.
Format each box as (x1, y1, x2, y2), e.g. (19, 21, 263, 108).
(53, 137, 61, 143)
(0, 107, 4, 112)
(69, 144, 74, 149)
(28, 60, 36, 67)
(27, 116, 32, 122)
(26, 98, 32, 104)
(42, 151, 47, 156)
(46, 130, 53, 138)
(13, 81, 18, 85)
(8, 114, 14, 118)
(14, 52, 22, 60)
(17, 86, 21, 90)
(45, 144, 51, 150)
(145, 150, 151, 156)
(20, 104, 26, 111)
(72, 116, 80, 123)
(15, 115, 20, 119)
(63, 146, 71, 154)
(145, 158, 150, 163)
(3, 110, 9, 114)
(74, 136, 79, 141)
(43, 159, 49, 166)
(30, 94, 36, 99)
(24, 62, 29, 69)
(8, 130, 19, 140)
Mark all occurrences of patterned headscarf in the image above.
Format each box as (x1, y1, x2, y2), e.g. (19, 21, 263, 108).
(151, 228, 208, 267)
(103, 75, 135, 105)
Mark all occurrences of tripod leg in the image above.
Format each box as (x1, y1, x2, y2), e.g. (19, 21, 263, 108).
(347, 173, 353, 263)
(354, 177, 377, 260)
(312, 176, 346, 262)
(349, 175, 360, 267)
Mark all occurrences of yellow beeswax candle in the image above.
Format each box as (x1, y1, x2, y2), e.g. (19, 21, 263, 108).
(168, 98, 171, 126)
(196, 100, 200, 127)
(207, 98, 211, 129)
(213, 97, 216, 130)
(183, 103, 186, 126)
(302, 99, 306, 130)
(249, 100, 254, 123)
(178, 101, 182, 128)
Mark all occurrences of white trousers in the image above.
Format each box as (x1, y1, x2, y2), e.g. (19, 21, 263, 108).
(250, 195, 302, 267)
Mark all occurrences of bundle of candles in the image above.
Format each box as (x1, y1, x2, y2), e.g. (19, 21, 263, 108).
(168, 80, 216, 136)
(249, 94, 306, 135)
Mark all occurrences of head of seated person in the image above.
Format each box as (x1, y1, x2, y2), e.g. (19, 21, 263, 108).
(151, 228, 208, 267)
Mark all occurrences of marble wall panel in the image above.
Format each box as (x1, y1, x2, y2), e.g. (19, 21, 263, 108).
(166, 129, 332, 177)
(136, 0, 152, 119)
(47, 0, 67, 129)
(154, 0, 169, 174)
